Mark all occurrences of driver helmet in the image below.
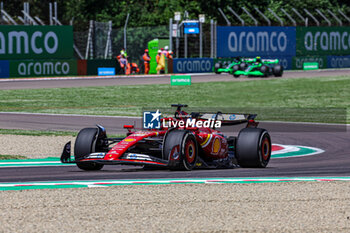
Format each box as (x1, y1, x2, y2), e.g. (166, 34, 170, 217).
(256, 56, 261, 63)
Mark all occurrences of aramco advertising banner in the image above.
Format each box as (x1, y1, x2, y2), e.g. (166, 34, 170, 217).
(217, 26, 296, 57)
(173, 58, 214, 73)
(9, 60, 77, 77)
(0, 25, 73, 59)
(296, 27, 350, 56)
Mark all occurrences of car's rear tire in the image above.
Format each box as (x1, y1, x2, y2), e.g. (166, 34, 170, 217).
(233, 74, 240, 78)
(239, 62, 247, 70)
(232, 64, 239, 72)
(214, 62, 222, 74)
(74, 128, 104, 171)
(236, 128, 271, 168)
(260, 65, 268, 77)
(273, 64, 283, 77)
(163, 130, 198, 171)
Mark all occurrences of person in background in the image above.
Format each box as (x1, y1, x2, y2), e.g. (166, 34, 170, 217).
(142, 49, 151, 74)
(119, 54, 128, 74)
(120, 48, 127, 58)
(163, 46, 169, 57)
(167, 50, 174, 73)
(156, 50, 165, 74)
(167, 50, 173, 59)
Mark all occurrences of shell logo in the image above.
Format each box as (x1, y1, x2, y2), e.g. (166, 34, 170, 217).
(212, 138, 221, 154)
(124, 138, 136, 142)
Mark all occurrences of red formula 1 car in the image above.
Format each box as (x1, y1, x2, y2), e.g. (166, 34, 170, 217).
(61, 104, 271, 171)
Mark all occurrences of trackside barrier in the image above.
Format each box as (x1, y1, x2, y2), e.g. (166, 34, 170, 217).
(0, 25, 73, 60)
(173, 58, 213, 73)
(0, 60, 9, 78)
(217, 26, 296, 58)
(9, 60, 77, 77)
(292, 56, 327, 70)
(296, 27, 350, 56)
(327, 55, 350, 68)
(86, 59, 120, 75)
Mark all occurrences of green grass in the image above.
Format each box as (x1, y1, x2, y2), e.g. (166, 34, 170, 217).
(0, 129, 77, 136)
(0, 75, 349, 123)
(0, 155, 27, 160)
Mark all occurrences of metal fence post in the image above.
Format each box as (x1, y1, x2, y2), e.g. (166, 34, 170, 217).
(292, 8, 306, 26)
(0, 2, 2, 22)
(124, 13, 130, 52)
(304, 9, 319, 26)
(227, 7, 244, 26)
(90, 21, 94, 59)
(104, 20, 112, 59)
(184, 32, 187, 58)
(214, 21, 217, 58)
(169, 18, 173, 51)
(23, 2, 26, 24)
(281, 9, 296, 26)
(327, 10, 342, 26)
(54, 2, 57, 25)
(316, 9, 331, 26)
(176, 22, 179, 58)
(49, 2, 52, 25)
(210, 19, 213, 58)
(255, 7, 271, 26)
(242, 7, 257, 26)
(268, 8, 284, 26)
(338, 9, 350, 23)
(199, 21, 202, 58)
(218, 8, 231, 26)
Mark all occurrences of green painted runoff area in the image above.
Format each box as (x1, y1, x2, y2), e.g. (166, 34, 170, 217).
(1, 177, 350, 191)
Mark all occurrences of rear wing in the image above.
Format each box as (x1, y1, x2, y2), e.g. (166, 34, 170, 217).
(262, 59, 279, 64)
(193, 112, 257, 126)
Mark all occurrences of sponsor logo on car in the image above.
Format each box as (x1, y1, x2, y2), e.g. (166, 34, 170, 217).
(229, 114, 236, 120)
(86, 152, 106, 159)
(124, 138, 136, 142)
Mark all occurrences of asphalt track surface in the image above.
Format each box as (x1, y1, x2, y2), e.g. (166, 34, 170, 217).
(0, 70, 349, 182)
(0, 68, 350, 90)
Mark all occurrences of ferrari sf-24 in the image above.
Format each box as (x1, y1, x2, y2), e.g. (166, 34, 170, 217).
(61, 104, 272, 171)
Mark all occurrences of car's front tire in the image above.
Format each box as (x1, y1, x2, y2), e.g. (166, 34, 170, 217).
(74, 128, 104, 171)
(273, 65, 283, 77)
(236, 128, 271, 168)
(163, 130, 198, 171)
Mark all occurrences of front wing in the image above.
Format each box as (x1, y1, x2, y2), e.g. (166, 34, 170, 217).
(60, 141, 168, 167)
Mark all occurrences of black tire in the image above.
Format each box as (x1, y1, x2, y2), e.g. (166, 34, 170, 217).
(233, 74, 240, 78)
(74, 128, 104, 171)
(232, 64, 240, 72)
(260, 65, 268, 77)
(214, 63, 222, 74)
(239, 62, 247, 70)
(273, 65, 283, 77)
(163, 130, 198, 171)
(236, 128, 271, 168)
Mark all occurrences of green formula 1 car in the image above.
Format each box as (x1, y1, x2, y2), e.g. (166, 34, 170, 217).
(214, 57, 254, 75)
(215, 57, 283, 78)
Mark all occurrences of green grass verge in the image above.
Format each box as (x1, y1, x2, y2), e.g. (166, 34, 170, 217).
(0, 129, 77, 136)
(0, 155, 27, 160)
(0, 75, 349, 123)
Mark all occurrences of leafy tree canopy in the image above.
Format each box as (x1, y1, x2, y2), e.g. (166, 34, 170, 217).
(2, 0, 349, 29)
